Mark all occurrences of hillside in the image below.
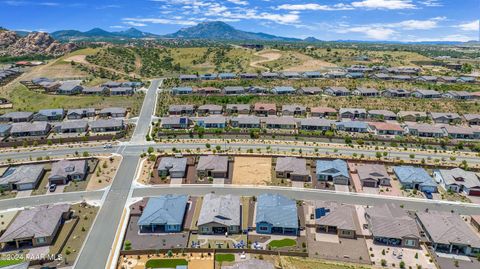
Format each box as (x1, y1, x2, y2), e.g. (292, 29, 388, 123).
(51, 27, 159, 41)
(164, 21, 300, 41)
(0, 29, 76, 57)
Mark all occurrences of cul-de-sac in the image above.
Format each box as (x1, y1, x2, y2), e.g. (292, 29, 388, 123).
(0, 1, 480, 269)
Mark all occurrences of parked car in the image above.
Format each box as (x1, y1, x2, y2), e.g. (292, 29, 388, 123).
(49, 184, 57, 192)
(104, 143, 113, 149)
(423, 191, 433, 199)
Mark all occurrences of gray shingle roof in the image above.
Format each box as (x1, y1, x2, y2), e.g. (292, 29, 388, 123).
(365, 204, 420, 239)
(316, 159, 349, 178)
(256, 194, 298, 229)
(417, 211, 480, 248)
(436, 168, 480, 189)
(10, 122, 50, 133)
(315, 201, 356, 231)
(0, 111, 33, 120)
(0, 164, 44, 186)
(50, 159, 87, 179)
(158, 157, 188, 173)
(89, 119, 124, 129)
(198, 193, 240, 227)
(138, 195, 188, 226)
(0, 204, 70, 243)
(393, 166, 436, 187)
(275, 157, 309, 176)
(197, 155, 228, 173)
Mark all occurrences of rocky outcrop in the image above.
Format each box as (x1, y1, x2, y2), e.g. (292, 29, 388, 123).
(0, 30, 76, 57)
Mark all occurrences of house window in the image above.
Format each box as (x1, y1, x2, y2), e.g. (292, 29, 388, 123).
(404, 239, 416, 247)
(259, 226, 268, 231)
(201, 227, 209, 232)
(37, 237, 46, 244)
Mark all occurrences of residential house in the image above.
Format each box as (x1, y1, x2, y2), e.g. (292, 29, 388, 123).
(99, 107, 127, 118)
(393, 166, 437, 193)
(195, 87, 221, 95)
(314, 201, 357, 239)
(33, 109, 64, 121)
(218, 73, 237, 80)
(443, 91, 474, 100)
(405, 123, 444, 138)
(262, 116, 295, 130)
(442, 125, 480, 140)
(299, 87, 322, 95)
(438, 76, 458, 83)
(109, 87, 134, 96)
(160, 117, 191, 129)
(200, 73, 218, 80)
(171, 87, 193, 95)
(168, 105, 194, 116)
(89, 119, 124, 133)
(346, 72, 364, 79)
(370, 73, 391, 80)
(282, 71, 301, 79)
(316, 159, 350, 185)
(303, 71, 322, 78)
(391, 75, 413, 81)
(0, 112, 34, 123)
(82, 86, 108, 95)
(66, 108, 95, 120)
(368, 122, 404, 136)
(226, 104, 250, 115)
(102, 81, 122, 88)
(261, 72, 279, 79)
(197, 104, 223, 115)
(272, 86, 296, 95)
(382, 88, 410, 98)
(0, 204, 70, 248)
(255, 194, 298, 235)
(310, 107, 337, 118)
(416, 76, 437, 83)
(138, 195, 188, 233)
(223, 86, 245, 95)
(197, 155, 229, 178)
(239, 73, 259, 79)
(254, 103, 276, 116)
(339, 108, 367, 119)
(368, 110, 397, 121)
(464, 114, 480, 126)
(429, 112, 462, 124)
(56, 120, 88, 134)
(365, 204, 420, 248)
(57, 81, 83, 95)
(434, 168, 480, 196)
(352, 87, 379, 97)
(0, 164, 45, 191)
(198, 193, 240, 235)
(411, 89, 441, 99)
(335, 121, 368, 133)
(356, 164, 391, 188)
(299, 118, 333, 131)
(416, 211, 480, 256)
(324, 86, 350, 96)
(397, 111, 427, 122)
(282, 105, 306, 116)
(275, 157, 309, 181)
(196, 116, 226, 129)
(247, 86, 268, 94)
(157, 157, 188, 178)
(10, 122, 51, 137)
(325, 71, 347, 78)
(457, 77, 476, 83)
(179, 74, 198, 81)
(0, 124, 11, 137)
(48, 159, 88, 185)
(230, 116, 260, 129)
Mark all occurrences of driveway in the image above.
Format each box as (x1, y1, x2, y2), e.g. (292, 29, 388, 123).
(16, 190, 32, 198)
(46, 184, 65, 195)
(334, 185, 349, 192)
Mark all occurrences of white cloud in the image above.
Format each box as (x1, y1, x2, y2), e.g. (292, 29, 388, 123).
(276, 3, 353, 11)
(386, 17, 445, 30)
(122, 17, 197, 26)
(351, 0, 416, 10)
(225, 0, 248, 5)
(419, 0, 442, 7)
(456, 20, 479, 31)
(337, 26, 396, 40)
(123, 21, 147, 27)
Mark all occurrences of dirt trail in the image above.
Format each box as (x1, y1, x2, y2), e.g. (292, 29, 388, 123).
(249, 50, 282, 70)
(65, 54, 136, 78)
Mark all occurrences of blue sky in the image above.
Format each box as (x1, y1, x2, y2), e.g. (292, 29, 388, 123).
(0, 0, 478, 41)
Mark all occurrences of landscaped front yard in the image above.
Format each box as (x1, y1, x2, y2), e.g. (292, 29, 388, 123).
(145, 258, 188, 268)
(268, 238, 297, 249)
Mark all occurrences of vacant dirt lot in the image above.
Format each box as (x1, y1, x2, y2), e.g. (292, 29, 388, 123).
(232, 157, 272, 185)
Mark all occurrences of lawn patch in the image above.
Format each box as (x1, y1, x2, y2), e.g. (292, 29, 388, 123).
(268, 238, 297, 249)
(215, 254, 235, 262)
(145, 259, 188, 268)
(0, 258, 25, 267)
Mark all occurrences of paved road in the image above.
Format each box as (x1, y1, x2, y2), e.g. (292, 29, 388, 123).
(0, 190, 104, 211)
(133, 185, 480, 215)
(131, 79, 162, 143)
(74, 155, 139, 269)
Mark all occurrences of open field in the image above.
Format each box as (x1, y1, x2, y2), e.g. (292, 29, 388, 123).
(232, 157, 272, 185)
(256, 50, 337, 72)
(0, 84, 144, 115)
(278, 256, 372, 269)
